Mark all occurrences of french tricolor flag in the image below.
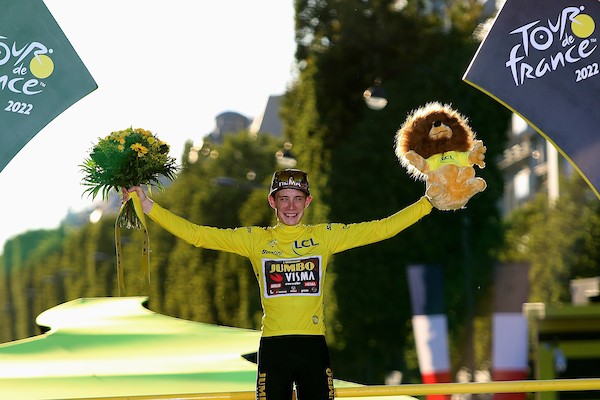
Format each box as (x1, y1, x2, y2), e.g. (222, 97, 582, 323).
(407, 264, 451, 400)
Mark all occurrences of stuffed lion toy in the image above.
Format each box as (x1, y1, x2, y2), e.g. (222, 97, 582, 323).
(395, 102, 487, 210)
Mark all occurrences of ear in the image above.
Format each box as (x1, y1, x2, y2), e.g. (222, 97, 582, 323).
(268, 195, 276, 209)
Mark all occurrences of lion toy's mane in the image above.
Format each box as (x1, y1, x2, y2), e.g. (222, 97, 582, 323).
(394, 101, 487, 210)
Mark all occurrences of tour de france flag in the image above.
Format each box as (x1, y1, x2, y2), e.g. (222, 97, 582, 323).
(464, 0, 600, 198)
(0, 0, 97, 173)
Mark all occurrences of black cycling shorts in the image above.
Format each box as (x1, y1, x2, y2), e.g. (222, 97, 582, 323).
(256, 335, 335, 400)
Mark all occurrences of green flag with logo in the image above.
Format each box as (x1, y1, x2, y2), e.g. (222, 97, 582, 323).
(0, 0, 97, 173)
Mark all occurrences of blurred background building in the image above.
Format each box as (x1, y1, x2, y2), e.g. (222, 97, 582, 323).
(498, 113, 574, 217)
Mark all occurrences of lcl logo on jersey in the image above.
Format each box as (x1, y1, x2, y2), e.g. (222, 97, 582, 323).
(292, 238, 319, 255)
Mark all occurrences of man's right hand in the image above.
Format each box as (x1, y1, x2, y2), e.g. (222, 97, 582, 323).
(122, 186, 154, 213)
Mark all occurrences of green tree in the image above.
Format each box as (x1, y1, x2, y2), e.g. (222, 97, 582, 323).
(0, 228, 66, 341)
(498, 174, 600, 304)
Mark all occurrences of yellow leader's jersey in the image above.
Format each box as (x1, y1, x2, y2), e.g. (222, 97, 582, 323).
(147, 196, 432, 337)
(426, 151, 471, 170)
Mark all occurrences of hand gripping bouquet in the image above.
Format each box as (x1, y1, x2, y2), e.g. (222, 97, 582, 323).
(81, 127, 178, 293)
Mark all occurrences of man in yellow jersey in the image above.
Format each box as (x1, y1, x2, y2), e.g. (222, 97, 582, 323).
(124, 168, 434, 400)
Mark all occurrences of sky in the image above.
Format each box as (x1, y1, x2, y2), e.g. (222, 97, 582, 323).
(0, 0, 297, 253)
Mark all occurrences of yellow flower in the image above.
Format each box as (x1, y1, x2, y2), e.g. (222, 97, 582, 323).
(118, 144, 125, 151)
(131, 143, 148, 157)
(134, 128, 152, 136)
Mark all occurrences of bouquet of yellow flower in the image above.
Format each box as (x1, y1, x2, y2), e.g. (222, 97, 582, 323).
(81, 127, 178, 294)
(81, 127, 178, 229)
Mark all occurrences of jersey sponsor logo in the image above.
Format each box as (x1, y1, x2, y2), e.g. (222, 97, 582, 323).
(268, 260, 316, 273)
(292, 237, 319, 255)
(441, 154, 456, 163)
(263, 256, 322, 297)
(262, 249, 283, 256)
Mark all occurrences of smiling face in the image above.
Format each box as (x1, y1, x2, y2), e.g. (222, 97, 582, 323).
(268, 188, 312, 226)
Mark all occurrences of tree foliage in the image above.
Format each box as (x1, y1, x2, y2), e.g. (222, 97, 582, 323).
(498, 175, 600, 304)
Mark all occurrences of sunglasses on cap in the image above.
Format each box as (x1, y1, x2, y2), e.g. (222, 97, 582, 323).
(270, 169, 310, 196)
